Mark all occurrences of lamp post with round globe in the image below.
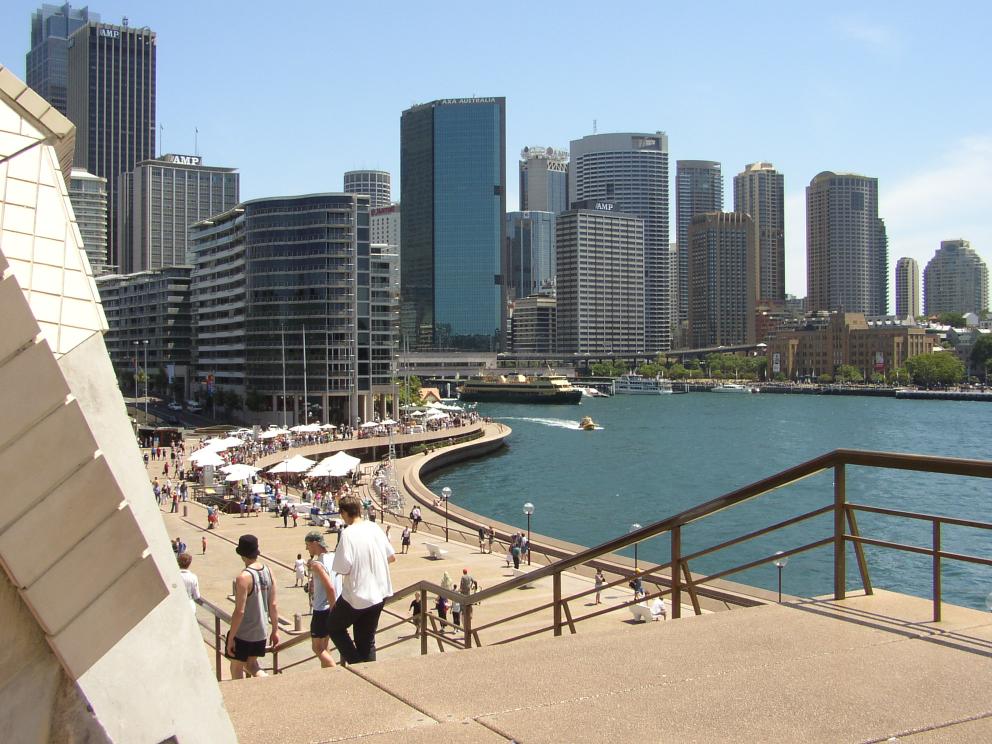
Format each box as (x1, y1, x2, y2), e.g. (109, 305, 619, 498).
(774, 551, 789, 603)
(523, 502, 534, 565)
(629, 523, 642, 571)
(441, 487, 451, 542)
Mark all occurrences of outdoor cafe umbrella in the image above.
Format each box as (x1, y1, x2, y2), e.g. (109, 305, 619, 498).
(189, 450, 226, 467)
(267, 454, 316, 474)
(258, 428, 290, 440)
(308, 451, 361, 478)
(220, 463, 259, 480)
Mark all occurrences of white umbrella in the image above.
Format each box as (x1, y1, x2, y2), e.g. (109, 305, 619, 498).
(268, 454, 317, 474)
(308, 451, 361, 478)
(361, 421, 380, 428)
(220, 463, 260, 477)
(290, 423, 322, 433)
(320, 423, 337, 429)
(258, 428, 289, 440)
(225, 470, 254, 482)
(409, 410, 427, 417)
(381, 418, 398, 426)
(190, 450, 226, 467)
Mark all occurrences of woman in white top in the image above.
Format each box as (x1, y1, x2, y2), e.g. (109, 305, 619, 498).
(294, 553, 307, 587)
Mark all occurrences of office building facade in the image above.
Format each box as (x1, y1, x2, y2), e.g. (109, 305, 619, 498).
(190, 194, 394, 424)
(26, 3, 98, 116)
(556, 200, 645, 356)
(505, 211, 555, 301)
(676, 160, 724, 326)
(344, 170, 391, 209)
(119, 154, 239, 273)
(923, 240, 989, 316)
(519, 146, 568, 214)
(96, 266, 193, 398)
(894, 257, 920, 320)
(67, 19, 156, 271)
(569, 132, 670, 351)
(686, 212, 756, 348)
(734, 161, 785, 304)
(68, 167, 108, 275)
(371, 203, 400, 248)
(806, 172, 888, 315)
(510, 294, 557, 355)
(400, 97, 506, 351)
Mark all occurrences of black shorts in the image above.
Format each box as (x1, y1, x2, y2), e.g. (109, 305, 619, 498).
(228, 636, 266, 662)
(311, 608, 331, 638)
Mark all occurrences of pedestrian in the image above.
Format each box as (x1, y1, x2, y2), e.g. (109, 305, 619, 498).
(294, 553, 307, 587)
(163, 461, 169, 477)
(487, 525, 495, 554)
(281, 503, 289, 528)
(305, 531, 341, 668)
(409, 594, 422, 633)
(226, 535, 279, 679)
(291, 505, 298, 528)
(440, 571, 453, 592)
(435, 594, 449, 632)
(478, 527, 485, 553)
(177, 552, 200, 612)
(511, 537, 521, 570)
(410, 505, 422, 533)
(170, 491, 179, 513)
(629, 571, 645, 600)
(400, 526, 411, 554)
(459, 568, 478, 595)
(327, 494, 396, 665)
(201, 535, 207, 555)
(176, 536, 187, 555)
(451, 600, 461, 630)
(594, 569, 606, 604)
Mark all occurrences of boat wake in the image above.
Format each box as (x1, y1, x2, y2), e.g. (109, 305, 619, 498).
(496, 416, 603, 431)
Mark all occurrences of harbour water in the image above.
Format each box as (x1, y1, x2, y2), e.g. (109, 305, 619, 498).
(426, 394, 992, 609)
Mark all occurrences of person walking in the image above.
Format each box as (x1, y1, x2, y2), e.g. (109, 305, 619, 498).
(486, 525, 495, 554)
(435, 594, 449, 633)
(459, 568, 478, 595)
(477, 527, 486, 553)
(226, 535, 279, 679)
(410, 505, 422, 533)
(177, 552, 200, 613)
(294, 553, 307, 587)
(594, 569, 606, 605)
(400, 526, 411, 554)
(327, 494, 396, 664)
(305, 532, 341, 668)
(281, 503, 290, 528)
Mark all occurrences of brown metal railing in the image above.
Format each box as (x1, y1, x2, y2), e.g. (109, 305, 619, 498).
(380, 448, 992, 653)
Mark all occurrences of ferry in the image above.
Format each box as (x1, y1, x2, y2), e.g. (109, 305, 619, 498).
(613, 374, 673, 395)
(711, 382, 757, 393)
(458, 374, 583, 404)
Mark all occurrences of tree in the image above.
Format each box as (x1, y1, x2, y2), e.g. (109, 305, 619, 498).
(818, 373, 834, 384)
(937, 312, 967, 328)
(669, 364, 689, 379)
(905, 353, 965, 388)
(971, 335, 992, 380)
(869, 372, 885, 384)
(835, 365, 864, 384)
(887, 367, 910, 386)
(397, 375, 424, 405)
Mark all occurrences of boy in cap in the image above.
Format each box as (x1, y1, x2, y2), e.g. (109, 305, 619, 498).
(305, 531, 342, 668)
(226, 534, 279, 679)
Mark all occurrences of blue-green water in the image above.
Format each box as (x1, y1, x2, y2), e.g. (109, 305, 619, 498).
(426, 394, 992, 609)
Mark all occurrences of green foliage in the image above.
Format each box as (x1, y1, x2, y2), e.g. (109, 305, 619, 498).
(971, 335, 992, 379)
(818, 373, 834, 384)
(905, 353, 965, 387)
(773, 372, 788, 382)
(637, 362, 661, 378)
(669, 364, 689, 379)
(869, 372, 885, 384)
(887, 367, 910, 385)
(397, 376, 424, 405)
(688, 368, 704, 379)
(834, 365, 864, 383)
(703, 353, 761, 380)
(937, 312, 967, 328)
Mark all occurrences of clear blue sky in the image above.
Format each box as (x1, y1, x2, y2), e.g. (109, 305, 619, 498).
(3, 0, 990, 304)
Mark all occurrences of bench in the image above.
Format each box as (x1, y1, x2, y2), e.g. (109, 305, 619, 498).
(425, 543, 449, 560)
(511, 568, 536, 588)
(629, 604, 664, 622)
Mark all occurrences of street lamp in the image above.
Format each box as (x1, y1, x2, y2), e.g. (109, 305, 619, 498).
(133, 341, 139, 410)
(523, 502, 534, 565)
(774, 551, 789, 603)
(441, 487, 451, 542)
(629, 523, 642, 570)
(142, 340, 149, 420)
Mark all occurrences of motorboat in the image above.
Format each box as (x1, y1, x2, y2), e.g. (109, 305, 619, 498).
(579, 416, 597, 430)
(711, 383, 757, 393)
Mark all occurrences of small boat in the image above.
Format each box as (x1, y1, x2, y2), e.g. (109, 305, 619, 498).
(579, 416, 597, 430)
(711, 383, 756, 393)
(614, 374, 673, 395)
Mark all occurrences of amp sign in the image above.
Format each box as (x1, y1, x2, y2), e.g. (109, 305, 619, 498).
(164, 154, 202, 166)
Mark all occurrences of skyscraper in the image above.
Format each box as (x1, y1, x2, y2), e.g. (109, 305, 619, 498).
(686, 212, 756, 348)
(343, 170, 391, 209)
(68, 167, 108, 275)
(519, 146, 568, 214)
(26, 3, 98, 116)
(734, 162, 785, 304)
(400, 97, 506, 351)
(119, 154, 239, 273)
(67, 19, 156, 271)
(505, 211, 556, 301)
(569, 132, 670, 351)
(676, 160, 723, 327)
(894, 257, 920, 320)
(806, 172, 888, 315)
(923, 240, 989, 316)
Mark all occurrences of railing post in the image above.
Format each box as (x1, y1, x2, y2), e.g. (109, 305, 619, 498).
(214, 616, 222, 682)
(932, 520, 942, 623)
(553, 572, 562, 636)
(671, 525, 682, 619)
(833, 463, 846, 600)
(419, 588, 428, 656)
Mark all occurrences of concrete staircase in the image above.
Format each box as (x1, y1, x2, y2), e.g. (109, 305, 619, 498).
(221, 590, 992, 743)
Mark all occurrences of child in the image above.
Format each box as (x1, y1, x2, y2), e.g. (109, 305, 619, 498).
(294, 553, 307, 587)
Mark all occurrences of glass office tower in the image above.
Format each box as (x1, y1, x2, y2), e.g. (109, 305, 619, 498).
(26, 3, 98, 116)
(400, 97, 506, 351)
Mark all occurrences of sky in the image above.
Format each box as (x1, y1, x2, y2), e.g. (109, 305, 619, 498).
(3, 0, 990, 306)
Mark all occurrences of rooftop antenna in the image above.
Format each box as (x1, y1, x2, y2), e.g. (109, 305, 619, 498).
(593, 119, 597, 134)
(194, 127, 199, 157)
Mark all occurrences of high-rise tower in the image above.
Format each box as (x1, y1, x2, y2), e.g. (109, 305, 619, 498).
(519, 146, 568, 214)
(26, 3, 98, 116)
(923, 240, 989, 316)
(569, 132, 670, 351)
(344, 170, 391, 209)
(676, 160, 723, 326)
(400, 97, 506, 351)
(806, 172, 887, 315)
(67, 19, 156, 271)
(734, 162, 784, 304)
(894, 257, 920, 320)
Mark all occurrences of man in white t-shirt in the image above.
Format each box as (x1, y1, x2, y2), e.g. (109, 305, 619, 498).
(177, 552, 200, 613)
(329, 494, 396, 664)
